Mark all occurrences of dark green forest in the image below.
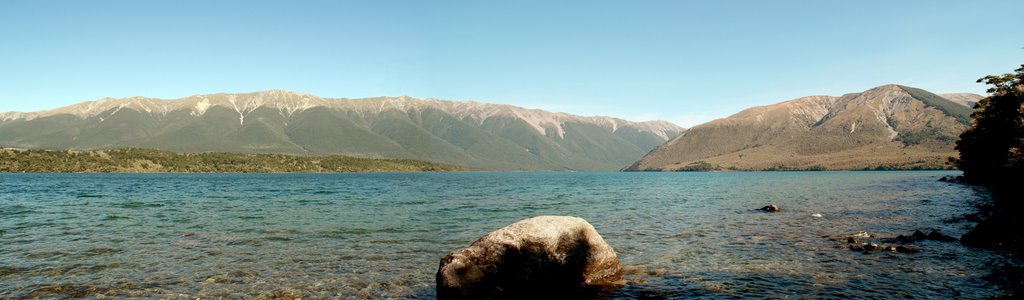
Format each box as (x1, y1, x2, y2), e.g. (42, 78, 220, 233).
(953, 64, 1024, 297)
(0, 148, 465, 173)
(955, 64, 1024, 185)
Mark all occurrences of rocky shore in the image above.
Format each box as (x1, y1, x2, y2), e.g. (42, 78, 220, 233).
(949, 178, 1024, 298)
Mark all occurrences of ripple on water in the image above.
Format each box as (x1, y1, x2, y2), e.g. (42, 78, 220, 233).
(112, 201, 164, 209)
(0, 172, 1005, 299)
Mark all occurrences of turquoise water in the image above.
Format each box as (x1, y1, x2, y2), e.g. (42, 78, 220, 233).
(0, 171, 1003, 298)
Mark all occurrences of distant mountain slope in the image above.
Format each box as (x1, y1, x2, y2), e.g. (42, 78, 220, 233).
(627, 85, 980, 171)
(940, 93, 985, 109)
(0, 91, 684, 171)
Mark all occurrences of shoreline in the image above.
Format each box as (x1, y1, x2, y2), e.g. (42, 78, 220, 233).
(955, 179, 1024, 298)
(3, 169, 963, 174)
(0, 148, 465, 173)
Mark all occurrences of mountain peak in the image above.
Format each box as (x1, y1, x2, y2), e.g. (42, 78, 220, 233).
(255, 89, 315, 98)
(628, 84, 971, 171)
(858, 84, 910, 96)
(879, 83, 904, 89)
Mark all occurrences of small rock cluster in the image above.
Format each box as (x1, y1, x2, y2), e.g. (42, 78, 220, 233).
(938, 175, 965, 183)
(836, 232, 918, 254)
(846, 239, 920, 254)
(894, 229, 958, 243)
(827, 229, 957, 254)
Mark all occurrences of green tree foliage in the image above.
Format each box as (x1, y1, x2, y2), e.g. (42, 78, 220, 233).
(957, 65, 1024, 258)
(676, 161, 719, 171)
(0, 148, 465, 173)
(955, 64, 1024, 185)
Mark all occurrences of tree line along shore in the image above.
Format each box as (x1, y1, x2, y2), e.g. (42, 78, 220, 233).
(949, 64, 1024, 297)
(0, 148, 465, 173)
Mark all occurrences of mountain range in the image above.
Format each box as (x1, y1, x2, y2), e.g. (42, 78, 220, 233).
(626, 84, 983, 171)
(0, 85, 984, 172)
(0, 91, 683, 171)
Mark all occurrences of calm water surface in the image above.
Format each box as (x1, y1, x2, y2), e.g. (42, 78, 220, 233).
(0, 171, 1003, 298)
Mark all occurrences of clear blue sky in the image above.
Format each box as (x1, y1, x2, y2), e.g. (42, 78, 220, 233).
(1, 1, 1021, 127)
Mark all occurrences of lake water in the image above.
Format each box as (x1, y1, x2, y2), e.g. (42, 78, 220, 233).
(0, 171, 1005, 298)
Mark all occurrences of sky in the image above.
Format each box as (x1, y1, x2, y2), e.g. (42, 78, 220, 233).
(1, 1, 1022, 127)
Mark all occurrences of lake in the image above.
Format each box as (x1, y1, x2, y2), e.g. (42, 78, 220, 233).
(0, 171, 1004, 298)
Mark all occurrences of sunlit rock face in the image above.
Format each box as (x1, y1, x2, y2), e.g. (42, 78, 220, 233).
(436, 216, 623, 299)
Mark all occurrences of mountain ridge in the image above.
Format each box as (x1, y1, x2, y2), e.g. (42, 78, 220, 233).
(627, 85, 982, 171)
(0, 90, 680, 139)
(0, 91, 685, 171)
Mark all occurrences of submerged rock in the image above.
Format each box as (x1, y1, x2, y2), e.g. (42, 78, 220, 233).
(938, 175, 965, 183)
(897, 229, 957, 243)
(759, 205, 781, 212)
(927, 231, 958, 242)
(436, 216, 623, 299)
(851, 242, 910, 254)
(835, 233, 921, 255)
(961, 219, 1008, 247)
(895, 234, 915, 243)
(912, 230, 928, 241)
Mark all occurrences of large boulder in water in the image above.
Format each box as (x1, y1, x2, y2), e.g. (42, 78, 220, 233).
(436, 216, 623, 298)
